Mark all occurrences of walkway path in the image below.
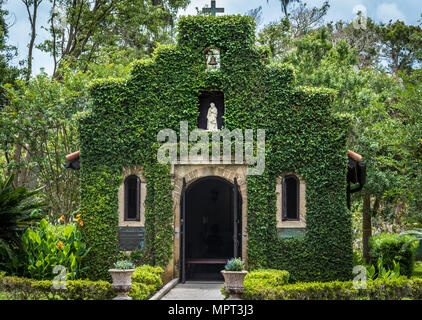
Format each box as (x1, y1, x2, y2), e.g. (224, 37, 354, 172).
(160, 282, 225, 300)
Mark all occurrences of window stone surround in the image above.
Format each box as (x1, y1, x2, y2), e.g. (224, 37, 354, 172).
(276, 173, 306, 229)
(118, 166, 146, 227)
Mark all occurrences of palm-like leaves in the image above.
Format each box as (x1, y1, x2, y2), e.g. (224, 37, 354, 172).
(400, 229, 422, 241)
(0, 174, 45, 269)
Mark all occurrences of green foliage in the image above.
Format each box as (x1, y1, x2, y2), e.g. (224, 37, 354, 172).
(0, 174, 45, 273)
(353, 249, 365, 266)
(21, 219, 91, 280)
(113, 260, 135, 270)
(377, 20, 422, 74)
(245, 269, 289, 293)
(222, 268, 290, 299)
(224, 258, 245, 271)
(128, 265, 163, 300)
(369, 233, 418, 277)
(413, 262, 422, 279)
(39, 0, 190, 74)
(0, 0, 20, 107)
(238, 277, 422, 300)
(0, 274, 114, 300)
(80, 15, 352, 281)
(366, 257, 401, 280)
(129, 249, 149, 266)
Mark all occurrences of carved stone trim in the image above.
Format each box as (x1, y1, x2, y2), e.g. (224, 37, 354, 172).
(118, 166, 146, 227)
(276, 172, 306, 229)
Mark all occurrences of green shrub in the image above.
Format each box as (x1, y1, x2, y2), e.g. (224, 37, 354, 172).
(366, 257, 401, 280)
(238, 277, 422, 300)
(0, 274, 114, 300)
(128, 265, 163, 300)
(0, 174, 45, 274)
(353, 249, 365, 266)
(369, 233, 417, 277)
(21, 219, 91, 280)
(245, 269, 289, 287)
(222, 269, 290, 299)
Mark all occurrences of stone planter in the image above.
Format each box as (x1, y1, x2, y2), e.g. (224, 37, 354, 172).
(221, 270, 248, 300)
(108, 269, 135, 300)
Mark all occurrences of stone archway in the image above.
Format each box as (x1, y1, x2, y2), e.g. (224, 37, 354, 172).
(169, 164, 248, 279)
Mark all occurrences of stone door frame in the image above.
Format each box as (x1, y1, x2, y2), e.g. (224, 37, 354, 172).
(169, 164, 248, 279)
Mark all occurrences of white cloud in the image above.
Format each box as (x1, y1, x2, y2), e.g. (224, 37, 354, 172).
(376, 3, 406, 23)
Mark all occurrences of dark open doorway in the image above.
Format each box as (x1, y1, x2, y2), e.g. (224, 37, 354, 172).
(180, 176, 241, 281)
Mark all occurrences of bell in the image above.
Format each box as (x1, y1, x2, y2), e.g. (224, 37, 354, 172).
(208, 55, 217, 66)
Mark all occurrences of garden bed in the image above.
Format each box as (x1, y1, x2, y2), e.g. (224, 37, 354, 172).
(0, 264, 164, 300)
(222, 269, 422, 300)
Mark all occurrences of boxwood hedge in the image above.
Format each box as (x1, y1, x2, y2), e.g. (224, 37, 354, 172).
(237, 277, 422, 300)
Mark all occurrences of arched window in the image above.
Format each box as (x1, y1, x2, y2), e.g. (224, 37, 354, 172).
(124, 175, 140, 221)
(282, 175, 299, 221)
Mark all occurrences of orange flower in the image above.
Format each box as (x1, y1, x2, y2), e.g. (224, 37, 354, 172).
(79, 220, 84, 227)
(57, 241, 63, 249)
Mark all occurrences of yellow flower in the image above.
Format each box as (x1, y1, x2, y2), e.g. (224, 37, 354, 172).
(59, 215, 65, 222)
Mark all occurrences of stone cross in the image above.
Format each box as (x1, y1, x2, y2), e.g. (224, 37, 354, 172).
(202, 0, 224, 16)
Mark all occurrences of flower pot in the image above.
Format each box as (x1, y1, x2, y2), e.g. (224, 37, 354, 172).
(221, 270, 248, 299)
(108, 269, 135, 300)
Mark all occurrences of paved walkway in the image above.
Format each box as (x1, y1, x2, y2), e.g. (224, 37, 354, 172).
(161, 282, 225, 300)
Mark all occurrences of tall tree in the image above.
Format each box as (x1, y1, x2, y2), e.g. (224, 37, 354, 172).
(266, 0, 299, 19)
(0, 0, 20, 109)
(38, 0, 189, 78)
(21, 0, 43, 80)
(288, 1, 329, 37)
(331, 17, 380, 69)
(377, 20, 422, 75)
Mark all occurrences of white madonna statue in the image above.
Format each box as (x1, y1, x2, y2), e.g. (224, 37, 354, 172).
(206, 102, 218, 131)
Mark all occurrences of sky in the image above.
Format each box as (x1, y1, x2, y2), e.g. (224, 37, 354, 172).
(3, 0, 422, 75)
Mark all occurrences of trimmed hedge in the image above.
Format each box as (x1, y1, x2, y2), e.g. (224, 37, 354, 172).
(369, 233, 418, 277)
(129, 265, 164, 300)
(0, 264, 164, 300)
(244, 269, 289, 288)
(0, 274, 114, 300)
(238, 277, 422, 300)
(222, 269, 290, 298)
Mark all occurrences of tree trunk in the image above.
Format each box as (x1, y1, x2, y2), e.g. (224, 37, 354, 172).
(23, 0, 42, 81)
(362, 194, 372, 263)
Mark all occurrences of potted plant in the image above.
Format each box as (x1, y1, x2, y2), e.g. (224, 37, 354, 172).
(221, 258, 247, 300)
(108, 260, 135, 300)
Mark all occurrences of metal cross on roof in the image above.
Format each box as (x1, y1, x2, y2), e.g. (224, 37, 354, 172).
(202, 0, 224, 16)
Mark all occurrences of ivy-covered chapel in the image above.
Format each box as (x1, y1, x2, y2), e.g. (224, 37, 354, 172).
(75, 15, 357, 283)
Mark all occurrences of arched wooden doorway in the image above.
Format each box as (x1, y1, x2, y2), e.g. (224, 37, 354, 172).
(180, 176, 242, 282)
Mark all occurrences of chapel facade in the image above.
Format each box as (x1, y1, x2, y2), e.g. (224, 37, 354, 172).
(71, 15, 362, 282)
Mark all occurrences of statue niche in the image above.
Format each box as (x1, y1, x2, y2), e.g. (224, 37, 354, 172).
(197, 91, 224, 131)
